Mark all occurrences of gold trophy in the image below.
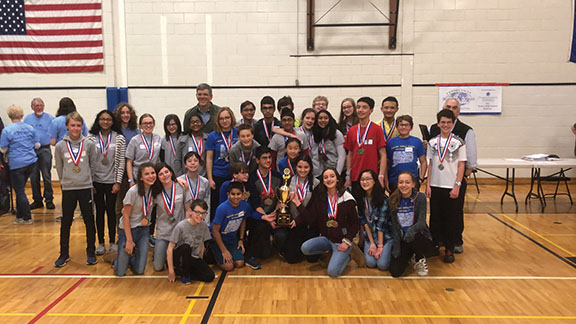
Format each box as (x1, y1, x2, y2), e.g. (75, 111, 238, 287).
(275, 168, 293, 227)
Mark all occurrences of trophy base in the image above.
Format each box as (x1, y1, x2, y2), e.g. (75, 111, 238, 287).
(275, 212, 293, 227)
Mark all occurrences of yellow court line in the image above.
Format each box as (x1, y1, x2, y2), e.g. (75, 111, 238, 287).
(180, 282, 205, 324)
(213, 314, 576, 320)
(500, 213, 576, 257)
(46, 313, 195, 317)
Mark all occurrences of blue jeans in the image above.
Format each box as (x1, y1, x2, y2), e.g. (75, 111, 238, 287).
(10, 163, 34, 220)
(301, 236, 352, 278)
(364, 238, 393, 270)
(153, 238, 170, 271)
(115, 226, 149, 276)
(30, 146, 53, 204)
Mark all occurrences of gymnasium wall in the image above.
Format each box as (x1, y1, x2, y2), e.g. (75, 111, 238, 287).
(1, 0, 575, 177)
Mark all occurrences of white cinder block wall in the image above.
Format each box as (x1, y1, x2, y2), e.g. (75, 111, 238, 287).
(1, 0, 575, 179)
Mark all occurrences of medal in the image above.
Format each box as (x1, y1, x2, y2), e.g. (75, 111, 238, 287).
(321, 154, 328, 161)
(257, 169, 273, 204)
(382, 119, 396, 142)
(186, 174, 200, 200)
(436, 133, 453, 168)
(357, 148, 365, 155)
(168, 216, 175, 224)
(243, 191, 251, 199)
(327, 193, 338, 225)
(225, 155, 230, 162)
(141, 189, 153, 218)
(319, 139, 328, 161)
(220, 131, 233, 160)
(141, 218, 149, 226)
(66, 139, 84, 173)
(264, 198, 273, 206)
(356, 121, 372, 151)
(264, 121, 273, 141)
(98, 131, 111, 161)
(140, 134, 155, 161)
(161, 182, 176, 216)
(102, 157, 109, 165)
(191, 134, 203, 156)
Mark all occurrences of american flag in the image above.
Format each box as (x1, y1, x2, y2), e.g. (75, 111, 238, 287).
(0, 0, 103, 73)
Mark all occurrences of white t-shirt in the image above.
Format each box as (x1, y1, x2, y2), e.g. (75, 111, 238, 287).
(427, 134, 467, 189)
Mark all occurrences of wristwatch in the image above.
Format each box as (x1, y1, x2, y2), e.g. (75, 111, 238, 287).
(342, 238, 352, 246)
(455, 181, 461, 186)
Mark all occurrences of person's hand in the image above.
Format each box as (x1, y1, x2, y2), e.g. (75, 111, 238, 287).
(425, 185, 432, 199)
(209, 179, 216, 190)
(368, 243, 377, 256)
(464, 168, 473, 177)
(125, 240, 135, 255)
(237, 240, 245, 254)
(222, 250, 233, 264)
(262, 212, 276, 224)
(449, 185, 460, 199)
(129, 181, 135, 187)
(177, 178, 188, 189)
(337, 242, 349, 252)
(374, 246, 383, 259)
(289, 220, 296, 229)
(289, 192, 301, 207)
(344, 179, 352, 187)
(112, 183, 120, 194)
(168, 271, 175, 282)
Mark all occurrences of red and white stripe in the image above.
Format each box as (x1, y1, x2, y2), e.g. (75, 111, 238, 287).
(0, 0, 103, 73)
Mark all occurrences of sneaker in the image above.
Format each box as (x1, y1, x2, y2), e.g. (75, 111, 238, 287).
(180, 276, 192, 285)
(245, 257, 261, 270)
(350, 243, 366, 268)
(21, 219, 34, 225)
(46, 202, 56, 210)
(54, 255, 70, 267)
(86, 255, 98, 265)
(443, 250, 455, 263)
(431, 245, 440, 257)
(30, 201, 43, 210)
(95, 244, 106, 256)
(55, 216, 62, 222)
(453, 245, 464, 254)
(109, 244, 118, 252)
(414, 257, 429, 276)
(148, 235, 156, 248)
(13, 218, 24, 225)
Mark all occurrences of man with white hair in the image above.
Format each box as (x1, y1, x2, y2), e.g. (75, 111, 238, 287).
(429, 98, 477, 254)
(24, 98, 55, 210)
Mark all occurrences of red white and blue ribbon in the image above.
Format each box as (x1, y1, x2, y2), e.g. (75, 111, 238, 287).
(437, 133, 454, 164)
(357, 121, 372, 148)
(296, 177, 309, 202)
(98, 131, 111, 157)
(257, 169, 272, 196)
(66, 139, 84, 166)
(220, 131, 232, 154)
(185, 174, 200, 200)
(319, 139, 327, 155)
(161, 182, 176, 215)
(168, 136, 176, 157)
(287, 159, 295, 176)
(142, 189, 153, 217)
(327, 193, 338, 219)
(264, 121, 272, 140)
(191, 135, 203, 156)
(382, 119, 396, 142)
(364, 197, 373, 223)
(140, 134, 154, 160)
(242, 150, 253, 165)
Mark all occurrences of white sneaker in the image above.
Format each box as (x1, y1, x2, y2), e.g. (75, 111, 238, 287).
(95, 244, 106, 255)
(110, 244, 118, 252)
(414, 257, 428, 276)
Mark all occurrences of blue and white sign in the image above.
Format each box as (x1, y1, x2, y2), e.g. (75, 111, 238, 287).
(438, 85, 503, 114)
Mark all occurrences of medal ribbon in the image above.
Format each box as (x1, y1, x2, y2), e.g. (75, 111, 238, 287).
(304, 128, 313, 149)
(257, 169, 272, 196)
(98, 131, 111, 157)
(319, 139, 326, 155)
(141, 189, 153, 218)
(356, 121, 372, 148)
(287, 159, 295, 176)
(346, 122, 352, 133)
(66, 139, 84, 166)
(220, 131, 232, 154)
(241, 150, 252, 165)
(185, 174, 200, 200)
(140, 134, 154, 160)
(161, 182, 176, 215)
(327, 193, 338, 219)
(168, 136, 176, 157)
(264, 121, 272, 140)
(296, 177, 309, 202)
(382, 119, 396, 142)
(364, 197, 373, 223)
(191, 135, 203, 156)
(437, 133, 454, 164)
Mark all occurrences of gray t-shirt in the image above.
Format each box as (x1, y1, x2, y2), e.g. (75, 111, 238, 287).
(160, 135, 179, 171)
(177, 173, 211, 224)
(170, 219, 211, 259)
(121, 185, 152, 229)
(126, 133, 162, 179)
(174, 133, 207, 177)
(154, 183, 191, 241)
(312, 130, 345, 177)
(88, 131, 126, 184)
(228, 140, 260, 173)
(268, 129, 309, 168)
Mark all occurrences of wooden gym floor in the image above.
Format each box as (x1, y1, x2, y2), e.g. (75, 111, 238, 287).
(0, 181, 575, 324)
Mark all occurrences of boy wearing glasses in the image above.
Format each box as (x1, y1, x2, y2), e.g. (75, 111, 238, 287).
(254, 96, 280, 147)
(237, 100, 256, 127)
(167, 199, 215, 284)
(385, 115, 427, 193)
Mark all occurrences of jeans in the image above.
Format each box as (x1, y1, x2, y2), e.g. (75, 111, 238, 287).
(10, 163, 34, 220)
(153, 238, 170, 271)
(115, 225, 150, 276)
(364, 238, 393, 270)
(30, 146, 53, 204)
(93, 182, 117, 244)
(301, 236, 352, 278)
(60, 189, 96, 257)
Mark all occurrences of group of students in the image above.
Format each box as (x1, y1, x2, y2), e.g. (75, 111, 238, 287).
(1, 86, 473, 282)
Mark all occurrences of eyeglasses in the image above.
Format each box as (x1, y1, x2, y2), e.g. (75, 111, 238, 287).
(397, 123, 411, 128)
(261, 106, 275, 111)
(141, 122, 154, 126)
(314, 102, 327, 107)
(219, 116, 231, 121)
(192, 210, 207, 216)
(99, 118, 113, 122)
(360, 177, 374, 182)
(342, 105, 353, 109)
(281, 118, 294, 122)
(190, 120, 202, 125)
(242, 109, 255, 112)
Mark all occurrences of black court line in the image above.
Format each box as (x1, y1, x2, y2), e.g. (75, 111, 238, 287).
(185, 296, 209, 299)
(201, 270, 227, 324)
(488, 213, 576, 270)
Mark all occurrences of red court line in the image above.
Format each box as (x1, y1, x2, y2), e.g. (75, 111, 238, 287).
(0, 273, 90, 276)
(28, 277, 87, 324)
(31, 266, 44, 274)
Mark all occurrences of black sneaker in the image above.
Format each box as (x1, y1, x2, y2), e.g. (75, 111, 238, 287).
(443, 250, 455, 263)
(245, 257, 261, 270)
(46, 202, 56, 210)
(54, 255, 70, 267)
(30, 201, 44, 210)
(86, 255, 98, 265)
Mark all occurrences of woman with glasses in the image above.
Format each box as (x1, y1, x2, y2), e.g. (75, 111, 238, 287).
(87, 110, 126, 256)
(175, 113, 206, 177)
(337, 98, 359, 136)
(160, 114, 182, 172)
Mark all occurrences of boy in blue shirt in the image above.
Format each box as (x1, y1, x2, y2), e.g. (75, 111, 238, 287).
(385, 115, 427, 193)
(210, 182, 274, 271)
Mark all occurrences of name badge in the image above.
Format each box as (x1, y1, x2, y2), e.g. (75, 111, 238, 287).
(405, 147, 413, 152)
(368, 139, 373, 145)
(139, 144, 146, 149)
